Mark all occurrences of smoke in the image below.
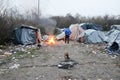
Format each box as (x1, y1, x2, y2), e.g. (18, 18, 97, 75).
(39, 18, 57, 34)
(31, 10, 57, 34)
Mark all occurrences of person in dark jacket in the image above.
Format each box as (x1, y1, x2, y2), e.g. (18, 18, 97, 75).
(65, 28, 71, 44)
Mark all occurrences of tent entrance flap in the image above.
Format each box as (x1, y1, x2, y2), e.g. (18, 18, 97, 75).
(109, 42, 119, 51)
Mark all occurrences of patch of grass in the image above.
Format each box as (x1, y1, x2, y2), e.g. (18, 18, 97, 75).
(0, 51, 27, 65)
(12, 51, 27, 59)
(116, 64, 120, 68)
(0, 45, 7, 50)
(86, 51, 92, 55)
(0, 48, 38, 65)
(42, 54, 50, 61)
(14, 48, 38, 59)
(0, 55, 13, 66)
(100, 49, 107, 54)
(114, 57, 120, 68)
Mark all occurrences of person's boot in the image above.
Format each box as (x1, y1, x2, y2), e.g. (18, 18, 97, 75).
(37, 43, 42, 48)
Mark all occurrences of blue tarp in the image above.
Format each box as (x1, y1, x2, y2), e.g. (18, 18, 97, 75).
(105, 29, 120, 54)
(80, 23, 103, 31)
(13, 26, 37, 45)
(84, 29, 106, 43)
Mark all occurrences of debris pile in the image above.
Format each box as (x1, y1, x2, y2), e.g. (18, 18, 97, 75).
(58, 52, 78, 69)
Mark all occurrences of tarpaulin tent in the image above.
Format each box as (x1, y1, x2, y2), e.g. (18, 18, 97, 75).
(105, 29, 120, 53)
(110, 25, 120, 30)
(13, 25, 42, 45)
(80, 23, 103, 31)
(83, 29, 106, 43)
(56, 24, 84, 40)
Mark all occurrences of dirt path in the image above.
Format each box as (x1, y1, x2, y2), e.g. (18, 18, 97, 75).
(0, 42, 120, 80)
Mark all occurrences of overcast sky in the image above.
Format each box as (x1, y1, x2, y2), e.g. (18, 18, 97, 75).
(10, 0, 120, 17)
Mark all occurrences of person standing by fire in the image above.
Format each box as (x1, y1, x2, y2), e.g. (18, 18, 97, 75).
(65, 28, 71, 44)
(36, 29, 42, 48)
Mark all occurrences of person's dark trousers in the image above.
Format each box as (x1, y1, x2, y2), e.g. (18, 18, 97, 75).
(65, 35, 70, 44)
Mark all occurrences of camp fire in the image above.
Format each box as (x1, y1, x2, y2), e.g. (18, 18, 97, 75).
(47, 35, 56, 45)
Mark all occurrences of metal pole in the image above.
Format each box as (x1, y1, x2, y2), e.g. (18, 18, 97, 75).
(38, 0, 40, 16)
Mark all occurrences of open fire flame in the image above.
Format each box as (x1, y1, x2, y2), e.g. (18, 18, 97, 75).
(47, 35, 56, 45)
(44, 35, 65, 46)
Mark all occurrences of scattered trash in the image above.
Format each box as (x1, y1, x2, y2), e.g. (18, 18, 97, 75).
(58, 61, 75, 69)
(9, 64, 20, 69)
(15, 47, 26, 52)
(20, 55, 24, 58)
(21, 48, 25, 52)
(111, 55, 117, 59)
(58, 57, 61, 59)
(32, 55, 35, 58)
(15, 47, 21, 51)
(0, 49, 2, 53)
(12, 51, 17, 54)
(27, 52, 31, 54)
(4, 52, 12, 56)
(58, 76, 78, 80)
(0, 55, 6, 58)
(92, 51, 97, 54)
(86, 45, 89, 48)
(58, 52, 78, 69)
(0, 69, 8, 74)
(35, 75, 45, 80)
(12, 57, 16, 60)
(0, 52, 12, 58)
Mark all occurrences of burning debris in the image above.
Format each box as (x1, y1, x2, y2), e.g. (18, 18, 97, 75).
(47, 35, 56, 45)
(43, 35, 58, 46)
(42, 33, 69, 46)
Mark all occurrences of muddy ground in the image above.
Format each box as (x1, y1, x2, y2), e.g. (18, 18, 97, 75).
(0, 41, 120, 80)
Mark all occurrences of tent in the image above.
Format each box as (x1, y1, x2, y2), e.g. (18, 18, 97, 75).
(110, 25, 120, 30)
(13, 25, 42, 45)
(56, 24, 84, 40)
(105, 29, 120, 53)
(80, 23, 103, 31)
(83, 29, 106, 43)
(69, 24, 84, 40)
(56, 32, 65, 40)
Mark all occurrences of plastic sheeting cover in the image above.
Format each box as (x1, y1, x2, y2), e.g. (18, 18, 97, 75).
(84, 29, 106, 43)
(13, 26, 37, 45)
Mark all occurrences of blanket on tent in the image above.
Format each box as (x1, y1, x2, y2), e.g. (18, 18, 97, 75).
(56, 24, 84, 40)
